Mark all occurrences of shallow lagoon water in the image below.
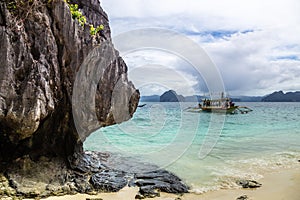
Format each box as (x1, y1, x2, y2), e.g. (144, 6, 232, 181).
(84, 102, 300, 193)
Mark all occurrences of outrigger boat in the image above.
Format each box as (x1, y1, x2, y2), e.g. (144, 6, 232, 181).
(185, 96, 253, 114)
(201, 98, 238, 114)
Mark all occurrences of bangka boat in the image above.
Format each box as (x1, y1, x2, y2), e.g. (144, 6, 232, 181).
(185, 97, 252, 114)
(200, 98, 236, 114)
(201, 105, 239, 114)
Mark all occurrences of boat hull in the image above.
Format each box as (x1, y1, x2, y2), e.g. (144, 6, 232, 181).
(185, 108, 202, 113)
(201, 106, 238, 114)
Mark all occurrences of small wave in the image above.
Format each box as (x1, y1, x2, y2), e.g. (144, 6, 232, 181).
(232, 151, 300, 170)
(188, 176, 242, 194)
(189, 186, 220, 194)
(187, 151, 300, 193)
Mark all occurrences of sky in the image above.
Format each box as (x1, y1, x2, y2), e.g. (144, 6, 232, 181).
(101, 0, 300, 96)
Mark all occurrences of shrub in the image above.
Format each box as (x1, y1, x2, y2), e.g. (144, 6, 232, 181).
(66, 1, 86, 27)
(65, 0, 104, 36)
(89, 24, 104, 36)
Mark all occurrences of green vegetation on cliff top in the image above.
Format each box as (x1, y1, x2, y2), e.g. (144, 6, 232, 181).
(5, 0, 103, 36)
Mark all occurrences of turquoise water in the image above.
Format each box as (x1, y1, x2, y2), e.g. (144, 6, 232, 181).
(84, 102, 300, 193)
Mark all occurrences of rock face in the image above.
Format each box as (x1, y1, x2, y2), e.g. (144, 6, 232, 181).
(0, 0, 189, 198)
(0, 0, 139, 162)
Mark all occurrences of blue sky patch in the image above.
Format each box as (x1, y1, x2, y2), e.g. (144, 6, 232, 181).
(276, 55, 299, 61)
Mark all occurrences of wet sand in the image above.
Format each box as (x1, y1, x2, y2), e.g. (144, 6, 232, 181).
(43, 167, 300, 200)
(179, 167, 300, 200)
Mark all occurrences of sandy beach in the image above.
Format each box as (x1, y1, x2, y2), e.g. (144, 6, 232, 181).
(43, 166, 300, 200)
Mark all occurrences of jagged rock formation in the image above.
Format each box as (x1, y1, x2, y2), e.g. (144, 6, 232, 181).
(160, 90, 185, 102)
(0, 151, 188, 198)
(0, 0, 188, 198)
(0, 0, 139, 162)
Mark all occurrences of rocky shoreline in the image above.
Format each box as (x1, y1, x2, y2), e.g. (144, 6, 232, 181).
(0, 151, 189, 199)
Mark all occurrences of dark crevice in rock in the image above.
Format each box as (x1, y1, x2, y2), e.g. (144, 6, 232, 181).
(0, 4, 6, 26)
(29, 104, 76, 160)
(31, 45, 41, 60)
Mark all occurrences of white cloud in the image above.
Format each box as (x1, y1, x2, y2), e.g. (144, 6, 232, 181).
(102, 0, 300, 30)
(101, 0, 300, 96)
(124, 50, 200, 96)
(203, 29, 300, 95)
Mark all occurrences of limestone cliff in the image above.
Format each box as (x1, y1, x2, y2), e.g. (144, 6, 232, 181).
(0, 1, 189, 198)
(0, 0, 139, 162)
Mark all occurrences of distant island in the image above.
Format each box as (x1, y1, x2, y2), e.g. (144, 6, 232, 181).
(160, 90, 185, 102)
(141, 90, 203, 102)
(262, 91, 300, 102)
(140, 90, 300, 102)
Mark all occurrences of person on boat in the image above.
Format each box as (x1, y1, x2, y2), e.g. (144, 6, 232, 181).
(225, 99, 229, 108)
(229, 100, 235, 108)
(203, 99, 207, 107)
(207, 99, 211, 106)
(198, 103, 202, 108)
